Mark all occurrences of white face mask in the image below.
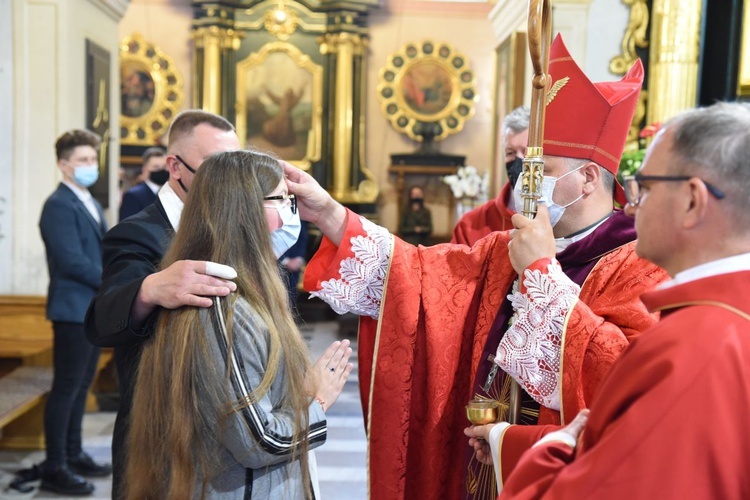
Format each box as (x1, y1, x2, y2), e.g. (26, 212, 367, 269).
(269, 203, 301, 258)
(512, 165, 585, 227)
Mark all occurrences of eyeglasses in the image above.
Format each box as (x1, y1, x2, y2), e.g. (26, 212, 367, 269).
(175, 155, 197, 174)
(622, 174, 726, 207)
(263, 194, 297, 215)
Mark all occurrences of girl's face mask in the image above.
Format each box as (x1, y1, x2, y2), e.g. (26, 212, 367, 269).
(268, 202, 301, 258)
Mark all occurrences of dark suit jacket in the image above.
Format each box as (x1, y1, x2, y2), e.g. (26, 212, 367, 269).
(39, 183, 107, 323)
(85, 196, 173, 377)
(84, 197, 172, 487)
(119, 182, 157, 221)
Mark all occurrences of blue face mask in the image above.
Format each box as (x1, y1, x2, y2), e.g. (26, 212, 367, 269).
(73, 164, 99, 188)
(269, 203, 301, 258)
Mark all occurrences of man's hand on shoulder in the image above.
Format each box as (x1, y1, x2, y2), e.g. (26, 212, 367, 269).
(135, 260, 237, 315)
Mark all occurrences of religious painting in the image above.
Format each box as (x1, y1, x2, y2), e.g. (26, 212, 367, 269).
(491, 32, 527, 196)
(401, 60, 454, 117)
(121, 64, 155, 118)
(236, 42, 323, 170)
(119, 33, 183, 146)
(85, 39, 111, 209)
(377, 40, 478, 142)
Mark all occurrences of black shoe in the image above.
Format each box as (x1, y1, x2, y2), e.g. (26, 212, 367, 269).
(67, 451, 113, 478)
(40, 466, 95, 496)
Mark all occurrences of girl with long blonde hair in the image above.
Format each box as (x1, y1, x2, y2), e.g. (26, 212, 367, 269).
(125, 150, 353, 499)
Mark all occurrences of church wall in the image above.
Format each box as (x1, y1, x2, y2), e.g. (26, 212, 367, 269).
(0, 0, 13, 292)
(118, 0, 193, 110)
(114, 0, 630, 238)
(5, 0, 121, 295)
(1, 0, 634, 295)
(584, 0, 630, 83)
(367, 2, 496, 236)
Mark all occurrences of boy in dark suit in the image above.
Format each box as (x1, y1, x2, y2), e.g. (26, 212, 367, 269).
(118, 147, 167, 221)
(38, 129, 112, 496)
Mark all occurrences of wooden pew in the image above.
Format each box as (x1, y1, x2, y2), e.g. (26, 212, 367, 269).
(0, 296, 54, 449)
(0, 295, 113, 449)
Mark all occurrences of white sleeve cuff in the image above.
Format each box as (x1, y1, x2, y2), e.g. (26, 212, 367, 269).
(532, 430, 577, 450)
(489, 422, 511, 494)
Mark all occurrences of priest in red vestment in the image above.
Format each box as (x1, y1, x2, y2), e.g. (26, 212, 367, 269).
(289, 34, 669, 500)
(497, 101, 750, 500)
(451, 106, 529, 244)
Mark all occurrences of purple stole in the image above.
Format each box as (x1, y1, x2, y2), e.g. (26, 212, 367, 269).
(464, 210, 637, 500)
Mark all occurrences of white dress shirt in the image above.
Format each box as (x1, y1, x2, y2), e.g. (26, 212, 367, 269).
(62, 180, 100, 224)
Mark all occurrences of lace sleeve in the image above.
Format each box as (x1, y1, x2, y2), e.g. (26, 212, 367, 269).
(309, 217, 391, 319)
(495, 259, 581, 410)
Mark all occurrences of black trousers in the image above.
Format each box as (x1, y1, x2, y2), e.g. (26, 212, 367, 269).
(44, 321, 101, 467)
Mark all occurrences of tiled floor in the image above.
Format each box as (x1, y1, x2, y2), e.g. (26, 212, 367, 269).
(0, 321, 367, 499)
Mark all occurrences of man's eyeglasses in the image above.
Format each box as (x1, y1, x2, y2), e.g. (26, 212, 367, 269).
(175, 155, 197, 174)
(263, 194, 297, 215)
(622, 174, 726, 207)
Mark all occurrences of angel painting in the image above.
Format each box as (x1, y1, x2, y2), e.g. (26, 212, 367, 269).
(240, 48, 317, 162)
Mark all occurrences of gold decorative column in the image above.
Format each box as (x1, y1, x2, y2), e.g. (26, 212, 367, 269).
(193, 26, 242, 114)
(647, 0, 702, 126)
(320, 32, 377, 203)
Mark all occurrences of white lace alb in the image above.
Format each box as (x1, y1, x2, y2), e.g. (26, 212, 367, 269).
(310, 217, 391, 319)
(495, 261, 580, 410)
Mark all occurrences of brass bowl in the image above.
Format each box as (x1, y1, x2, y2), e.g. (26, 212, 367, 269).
(466, 399, 499, 425)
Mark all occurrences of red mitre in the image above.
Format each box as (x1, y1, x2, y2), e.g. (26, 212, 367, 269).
(543, 34, 644, 205)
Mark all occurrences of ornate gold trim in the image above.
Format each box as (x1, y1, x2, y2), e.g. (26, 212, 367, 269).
(235, 42, 323, 171)
(119, 33, 183, 146)
(738, 0, 750, 96)
(377, 40, 478, 142)
(236, 0, 327, 34)
(263, 2, 299, 40)
(609, 0, 650, 75)
(646, 0, 702, 126)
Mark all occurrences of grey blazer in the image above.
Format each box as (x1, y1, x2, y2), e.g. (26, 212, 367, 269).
(197, 296, 327, 499)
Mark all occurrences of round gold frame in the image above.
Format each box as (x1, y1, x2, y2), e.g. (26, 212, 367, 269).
(377, 40, 477, 142)
(120, 33, 184, 146)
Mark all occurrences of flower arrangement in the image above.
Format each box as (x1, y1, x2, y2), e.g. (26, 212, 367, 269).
(618, 123, 661, 181)
(442, 166, 490, 201)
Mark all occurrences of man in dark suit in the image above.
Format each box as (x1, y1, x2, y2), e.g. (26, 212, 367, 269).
(38, 129, 112, 496)
(85, 110, 239, 496)
(118, 147, 167, 221)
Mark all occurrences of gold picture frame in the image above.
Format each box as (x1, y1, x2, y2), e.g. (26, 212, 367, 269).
(377, 40, 478, 142)
(119, 33, 183, 146)
(738, 0, 750, 96)
(235, 41, 323, 171)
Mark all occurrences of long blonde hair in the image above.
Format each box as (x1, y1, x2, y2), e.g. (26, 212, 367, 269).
(125, 150, 314, 499)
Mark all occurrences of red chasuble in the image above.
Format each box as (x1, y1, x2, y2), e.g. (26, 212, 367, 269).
(501, 270, 750, 499)
(452, 183, 515, 245)
(304, 211, 666, 500)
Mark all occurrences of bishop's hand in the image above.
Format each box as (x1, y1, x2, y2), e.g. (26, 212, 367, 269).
(508, 204, 556, 274)
(282, 161, 347, 246)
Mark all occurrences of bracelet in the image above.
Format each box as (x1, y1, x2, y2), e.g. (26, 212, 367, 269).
(315, 396, 326, 412)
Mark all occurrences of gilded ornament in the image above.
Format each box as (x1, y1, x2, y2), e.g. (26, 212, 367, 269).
(609, 0, 649, 75)
(377, 40, 478, 142)
(263, 3, 299, 40)
(119, 33, 183, 146)
(545, 76, 569, 106)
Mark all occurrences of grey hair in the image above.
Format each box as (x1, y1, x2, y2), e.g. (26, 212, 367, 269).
(502, 106, 531, 137)
(667, 102, 750, 216)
